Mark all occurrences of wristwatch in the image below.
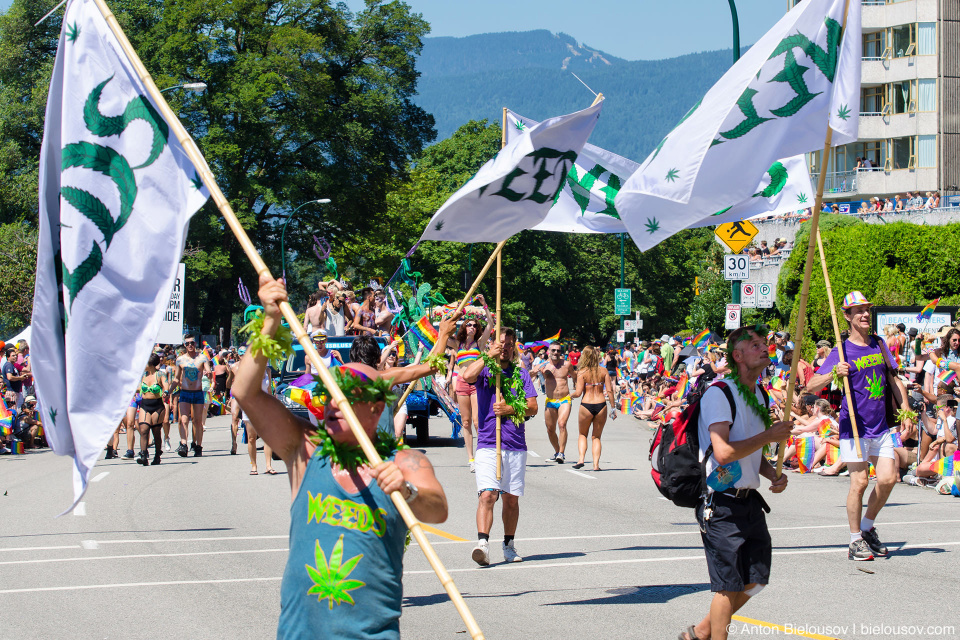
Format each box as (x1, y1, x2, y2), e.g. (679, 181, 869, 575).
(403, 481, 419, 503)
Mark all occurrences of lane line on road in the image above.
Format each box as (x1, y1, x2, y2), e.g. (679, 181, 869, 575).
(420, 524, 467, 542)
(73, 502, 86, 516)
(565, 469, 596, 480)
(0, 548, 289, 566)
(91, 472, 110, 483)
(0, 576, 283, 595)
(527, 450, 540, 458)
(732, 615, 840, 640)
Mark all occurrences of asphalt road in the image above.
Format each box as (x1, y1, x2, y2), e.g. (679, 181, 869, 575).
(2, 407, 959, 640)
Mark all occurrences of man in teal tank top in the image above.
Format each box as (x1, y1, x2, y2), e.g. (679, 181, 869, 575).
(232, 276, 450, 639)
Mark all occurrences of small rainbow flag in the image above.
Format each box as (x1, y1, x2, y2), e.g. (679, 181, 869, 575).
(619, 396, 632, 414)
(825, 444, 840, 466)
(12, 440, 24, 454)
(917, 298, 940, 321)
(677, 374, 690, 398)
(814, 418, 834, 439)
(284, 386, 325, 421)
(692, 329, 711, 348)
(935, 451, 959, 477)
(520, 330, 561, 352)
(768, 344, 778, 364)
(796, 435, 816, 473)
(682, 336, 692, 347)
(410, 315, 440, 350)
(937, 369, 957, 386)
(889, 428, 904, 449)
(0, 396, 12, 431)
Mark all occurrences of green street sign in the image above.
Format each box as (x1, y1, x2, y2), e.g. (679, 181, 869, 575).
(614, 288, 631, 315)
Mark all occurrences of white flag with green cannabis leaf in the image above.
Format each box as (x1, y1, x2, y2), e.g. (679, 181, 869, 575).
(419, 101, 602, 243)
(32, 0, 208, 513)
(616, 0, 860, 251)
(505, 111, 811, 234)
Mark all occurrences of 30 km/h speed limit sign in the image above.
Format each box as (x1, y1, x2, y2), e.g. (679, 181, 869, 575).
(741, 283, 757, 308)
(724, 255, 750, 280)
(725, 304, 742, 330)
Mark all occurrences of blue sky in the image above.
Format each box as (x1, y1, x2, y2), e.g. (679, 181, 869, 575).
(1, 0, 787, 60)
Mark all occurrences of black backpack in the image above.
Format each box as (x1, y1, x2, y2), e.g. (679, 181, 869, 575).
(650, 381, 737, 508)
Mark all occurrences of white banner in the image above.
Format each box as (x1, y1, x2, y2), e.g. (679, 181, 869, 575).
(156, 263, 186, 344)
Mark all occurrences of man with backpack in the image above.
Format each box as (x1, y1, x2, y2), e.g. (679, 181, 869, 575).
(679, 325, 792, 640)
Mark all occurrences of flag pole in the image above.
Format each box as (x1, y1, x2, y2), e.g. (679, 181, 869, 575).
(88, 1, 485, 636)
(814, 226, 863, 458)
(494, 108, 508, 480)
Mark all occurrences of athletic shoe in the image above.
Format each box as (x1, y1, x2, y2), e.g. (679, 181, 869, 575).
(848, 538, 874, 561)
(194, 445, 203, 458)
(163, 438, 171, 452)
(555, 452, 565, 464)
(468, 459, 475, 473)
(471, 540, 490, 566)
(124, 449, 135, 459)
(902, 474, 917, 485)
(547, 452, 559, 462)
(861, 528, 888, 556)
(177, 443, 188, 457)
(502, 541, 523, 563)
(0, 446, 10, 455)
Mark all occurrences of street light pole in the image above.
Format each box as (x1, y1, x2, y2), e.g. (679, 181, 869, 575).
(281, 199, 331, 282)
(727, 0, 743, 306)
(159, 82, 207, 94)
(620, 233, 625, 333)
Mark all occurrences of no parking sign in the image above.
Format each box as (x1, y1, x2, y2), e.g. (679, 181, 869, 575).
(741, 283, 757, 308)
(725, 304, 741, 330)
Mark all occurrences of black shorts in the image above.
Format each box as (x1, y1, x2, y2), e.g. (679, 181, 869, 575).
(696, 492, 772, 592)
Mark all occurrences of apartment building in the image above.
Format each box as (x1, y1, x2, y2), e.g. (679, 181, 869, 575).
(788, 0, 959, 203)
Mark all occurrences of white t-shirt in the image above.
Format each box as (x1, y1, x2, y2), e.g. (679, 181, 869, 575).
(698, 380, 770, 492)
(937, 415, 957, 440)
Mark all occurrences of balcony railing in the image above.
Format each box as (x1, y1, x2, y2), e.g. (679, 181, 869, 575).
(810, 170, 859, 195)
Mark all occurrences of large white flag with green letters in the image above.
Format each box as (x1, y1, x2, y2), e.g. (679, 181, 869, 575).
(32, 0, 208, 513)
(617, 0, 860, 250)
(420, 101, 602, 242)
(506, 111, 812, 234)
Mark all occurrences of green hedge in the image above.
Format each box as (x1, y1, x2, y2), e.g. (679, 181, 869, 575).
(778, 216, 960, 359)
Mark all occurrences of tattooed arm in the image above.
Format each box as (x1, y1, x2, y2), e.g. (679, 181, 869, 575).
(369, 449, 448, 523)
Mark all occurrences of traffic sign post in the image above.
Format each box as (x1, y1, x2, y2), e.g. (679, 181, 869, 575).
(715, 221, 760, 254)
(758, 282, 775, 308)
(617, 330, 626, 343)
(741, 283, 757, 308)
(725, 304, 742, 330)
(614, 288, 631, 315)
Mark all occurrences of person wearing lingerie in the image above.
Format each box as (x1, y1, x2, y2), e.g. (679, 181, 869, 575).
(570, 346, 617, 470)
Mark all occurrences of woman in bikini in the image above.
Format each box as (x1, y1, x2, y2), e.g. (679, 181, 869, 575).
(136, 354, 169, 465)
(571, 346, 617, 470)
(446, 295, 494, 471)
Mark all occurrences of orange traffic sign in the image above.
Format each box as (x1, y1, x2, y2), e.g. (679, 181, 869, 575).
(714, 220, 759, 254)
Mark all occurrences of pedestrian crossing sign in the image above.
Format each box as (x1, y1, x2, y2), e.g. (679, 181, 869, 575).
(715, 220, 759, 254)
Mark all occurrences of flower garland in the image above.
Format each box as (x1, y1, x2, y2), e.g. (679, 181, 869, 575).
(312, 366, 397, 407)
(727, 362, 773, 430)
(831, 367, 844, 390)
(239, 311, 294, 360)
(479, 352, 527, 420)
(309, 426, 409, 472)
(422, 353, 448, 376)
(895, 408, 918, 424)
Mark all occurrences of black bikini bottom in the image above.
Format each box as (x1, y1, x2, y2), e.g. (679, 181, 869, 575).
(582, 402, 606, 417)
(139, 397, 165, 419)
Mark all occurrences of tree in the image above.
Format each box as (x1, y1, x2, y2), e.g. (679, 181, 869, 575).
(0, 222, 37, 335)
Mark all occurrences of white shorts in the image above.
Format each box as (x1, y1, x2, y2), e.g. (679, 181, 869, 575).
(474, 448, 527, 496)
(839, 435, 895, 463)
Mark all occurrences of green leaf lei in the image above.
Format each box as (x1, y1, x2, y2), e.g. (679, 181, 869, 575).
(479, 352, 527, 420)
(239, 310, 294, 360)
(727, 363, 773, 430)
(307, 366, 406, 472)
(422, 353, 448, 376)
(895, 408, 918, 424)
(831, 366, 844, 390)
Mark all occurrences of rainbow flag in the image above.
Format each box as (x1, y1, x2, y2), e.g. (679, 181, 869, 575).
(768, 344, 778, 364)
(795, 435, 816, 473)
(409, 315, 440, 350)
(917, 298, 940, 321)
(813, 418, 834, 439)
(284, 386, 325, 421)
(619, 396, 632, 414)
(937, 369, 956, 386)
(682, 336, 692, 347)
(520, 330, 561, 352)
(692, 329, 711, 348)
(825, 444, 840, 466)
(0, 396, 12, 431)
(935, 451, 959, 477)
(677, 373, 690, 398)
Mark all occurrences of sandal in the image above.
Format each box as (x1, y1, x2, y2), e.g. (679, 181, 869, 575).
(249, 470, 258, 475)
(678, 625, 702, 640)
(572, 462, 585, 469)
(265, 468, 278, 475)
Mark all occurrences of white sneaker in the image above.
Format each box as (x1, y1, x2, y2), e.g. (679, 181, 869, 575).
(468, 459, 475, 473)
(503, 540, 523, 563)
(163, 438, 171, 452)
(471, 540, 490, 566)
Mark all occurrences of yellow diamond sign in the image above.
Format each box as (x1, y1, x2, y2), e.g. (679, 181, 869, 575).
(715, 220, 759, 254)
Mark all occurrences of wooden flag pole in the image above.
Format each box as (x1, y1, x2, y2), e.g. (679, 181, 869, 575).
(815, 226, 863, 459)
(494, 108, 508, 480)
(775, 0, 852, 478)
(90, 2, 485, 637)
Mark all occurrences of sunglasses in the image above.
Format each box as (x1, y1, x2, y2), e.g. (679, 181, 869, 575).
(184, 341, 196, 346)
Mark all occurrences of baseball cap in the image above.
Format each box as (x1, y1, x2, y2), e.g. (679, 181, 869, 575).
(816, 339, 832, 348)
(24, 395, 36, 403)
(841, 291, 872, 309)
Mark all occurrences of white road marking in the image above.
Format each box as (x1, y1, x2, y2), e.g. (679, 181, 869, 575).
(527, 450, 540, 458)
(73, 502, 86, 516)
(566, 469, 596, 480)
(96, 534, 288, 545)
(91, 472, 110, 483)
(0, 547, 289, 567)
(81, 540, 99, 550)
(0, 576, 283, 595)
